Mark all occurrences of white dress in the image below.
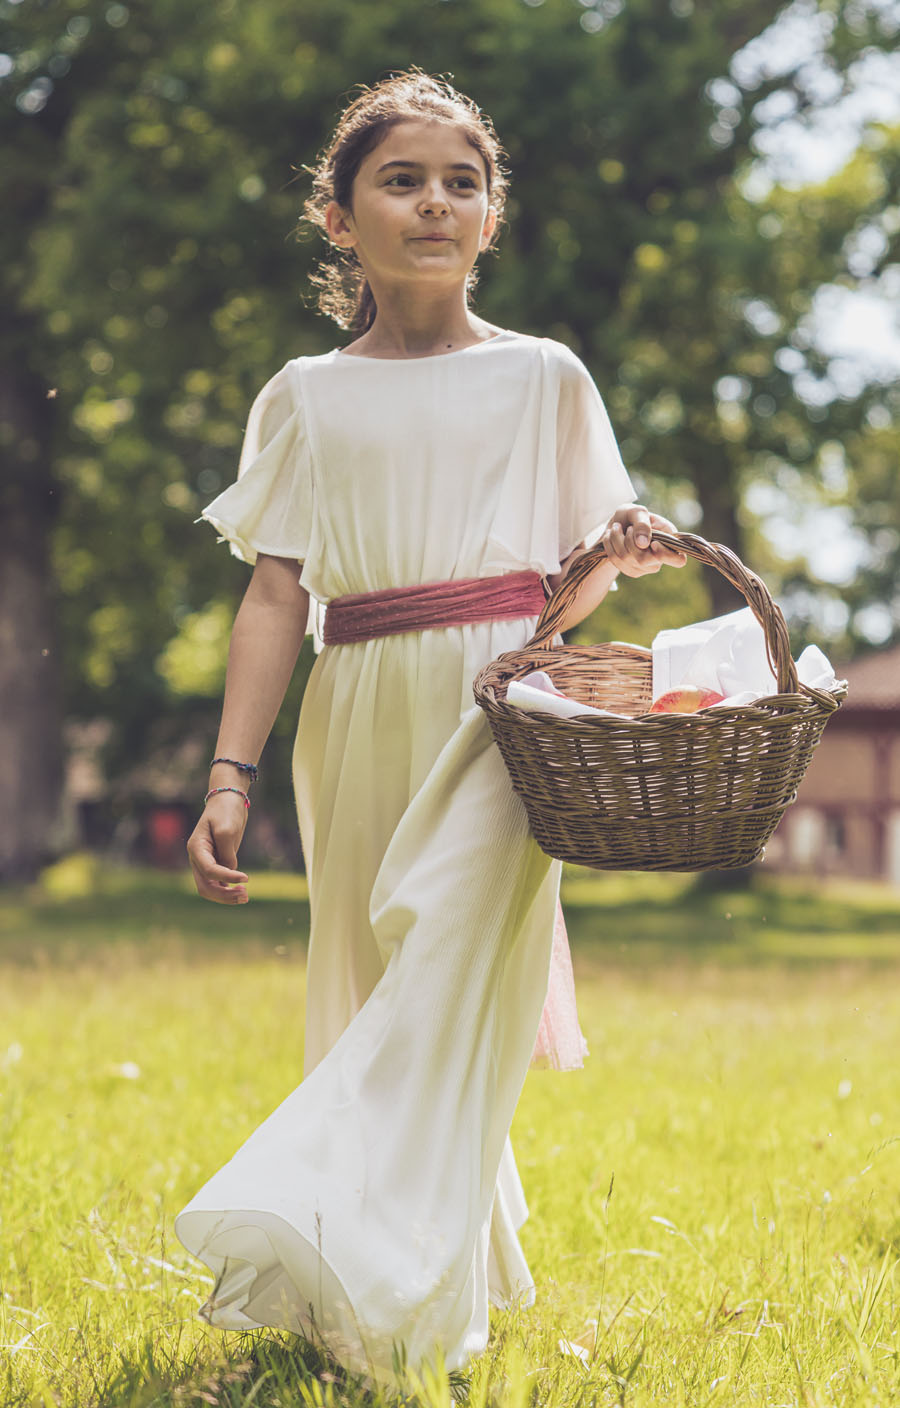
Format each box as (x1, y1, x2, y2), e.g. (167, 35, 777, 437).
(175, 328, 635, 1383)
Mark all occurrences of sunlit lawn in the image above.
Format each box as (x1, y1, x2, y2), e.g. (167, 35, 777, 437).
(2, 858, 900, 1406)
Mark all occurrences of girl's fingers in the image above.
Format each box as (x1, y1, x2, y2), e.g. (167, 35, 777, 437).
(647, 513, 687, 566)
(603, 510, 688, 575)
(605, 523, 660, 575)
(607, 504, 654, 548)
(603, 520, 627, 563)
(215, 832, 242, 873)
(191, 871, 249, 904)
(630, 510, 654, 550)
(200, 880, 249, 905)
(648, 539, 688, 567)
(188, 861, 247, 906)
(195, 854, 248, 885)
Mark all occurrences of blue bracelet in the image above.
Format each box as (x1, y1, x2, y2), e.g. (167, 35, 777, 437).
(210, 757, 259, 784)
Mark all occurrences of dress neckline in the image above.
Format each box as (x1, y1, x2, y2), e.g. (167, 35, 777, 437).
(330, 329, 516, 363)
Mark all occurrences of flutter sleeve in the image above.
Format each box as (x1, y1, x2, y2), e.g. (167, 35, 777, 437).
(555, 343, 636, 558)
(200, 361, 312, 565)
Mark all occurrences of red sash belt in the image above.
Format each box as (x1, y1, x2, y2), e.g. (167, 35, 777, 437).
(322, 570, 548, 646)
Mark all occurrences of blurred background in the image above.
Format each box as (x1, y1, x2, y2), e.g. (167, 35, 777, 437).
(2, 0, 899, 886)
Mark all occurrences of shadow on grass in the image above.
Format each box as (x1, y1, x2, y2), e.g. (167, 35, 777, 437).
(96, 1329, 469, 1408)
(96, 1334, 353, 1408)
(0, 857, 311, 967)
(562, 864, 900, 966)
(0, 855, 898, 970)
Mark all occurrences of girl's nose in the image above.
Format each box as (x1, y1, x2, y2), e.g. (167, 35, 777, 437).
(420, 186, 450, 216)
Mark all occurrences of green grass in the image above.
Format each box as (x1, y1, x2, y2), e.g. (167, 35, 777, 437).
(2, 860, 900, 1406)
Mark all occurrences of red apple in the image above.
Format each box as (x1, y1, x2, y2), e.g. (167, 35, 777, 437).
(649, 686, 725, 714)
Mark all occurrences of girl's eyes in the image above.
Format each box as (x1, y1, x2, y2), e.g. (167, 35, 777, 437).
(385, 175, 477, 190)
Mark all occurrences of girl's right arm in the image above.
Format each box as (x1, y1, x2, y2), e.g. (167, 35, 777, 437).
(186, 554, 310, 905)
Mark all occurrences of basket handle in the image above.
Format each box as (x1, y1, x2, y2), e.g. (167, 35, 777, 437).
(529, 530, 799, 694)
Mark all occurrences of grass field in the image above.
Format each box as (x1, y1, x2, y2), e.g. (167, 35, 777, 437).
(2, 858, 900, 1407)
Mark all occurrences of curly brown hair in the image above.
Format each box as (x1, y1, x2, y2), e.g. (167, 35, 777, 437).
(299, 68, 511, 336)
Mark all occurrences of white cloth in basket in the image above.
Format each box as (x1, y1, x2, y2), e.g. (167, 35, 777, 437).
(507, 671, 630, 719)
(652, 607, 839, 707)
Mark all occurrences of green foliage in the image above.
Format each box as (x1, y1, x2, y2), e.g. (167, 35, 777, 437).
(735, 126, 900, 657)
(156, 600, 233, 697)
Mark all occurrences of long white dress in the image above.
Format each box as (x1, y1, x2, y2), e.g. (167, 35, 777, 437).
(175, 328, 635, 1383)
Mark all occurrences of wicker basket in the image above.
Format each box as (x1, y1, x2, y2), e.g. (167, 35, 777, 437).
(473, 531, 848, 872)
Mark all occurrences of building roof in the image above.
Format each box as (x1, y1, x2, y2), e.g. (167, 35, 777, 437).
(834, 642, 900, 710)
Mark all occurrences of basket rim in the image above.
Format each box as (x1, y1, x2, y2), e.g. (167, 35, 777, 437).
(482, 688, 848, 727)
(473, 644, 848, 725)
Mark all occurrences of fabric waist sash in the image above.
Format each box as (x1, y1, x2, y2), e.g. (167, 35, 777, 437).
(322, 570, 548, 646)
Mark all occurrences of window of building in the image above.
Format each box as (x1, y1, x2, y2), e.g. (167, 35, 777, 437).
(825, 814, 846, 855)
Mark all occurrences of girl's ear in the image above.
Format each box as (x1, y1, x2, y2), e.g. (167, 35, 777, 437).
(479, 207, 498, 250)
(324, 199, 355, 249)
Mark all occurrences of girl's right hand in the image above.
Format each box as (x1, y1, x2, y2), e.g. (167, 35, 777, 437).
(186, 795, 250, 904)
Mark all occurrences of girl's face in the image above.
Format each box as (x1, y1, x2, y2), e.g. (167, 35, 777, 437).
(325, 119, 497, 292)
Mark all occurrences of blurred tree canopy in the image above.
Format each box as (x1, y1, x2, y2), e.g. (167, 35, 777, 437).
(2, 0, 898, 874)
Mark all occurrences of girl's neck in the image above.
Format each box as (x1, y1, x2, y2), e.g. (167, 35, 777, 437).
(343, 311, 501, 360)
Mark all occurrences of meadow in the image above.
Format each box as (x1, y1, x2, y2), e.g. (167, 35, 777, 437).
(2, 857, 900, 1408)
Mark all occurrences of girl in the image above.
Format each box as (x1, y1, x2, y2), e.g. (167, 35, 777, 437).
(177, 69, 685, 1384)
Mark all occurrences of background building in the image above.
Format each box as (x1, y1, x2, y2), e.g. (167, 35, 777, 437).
(767, 644, 900, 885)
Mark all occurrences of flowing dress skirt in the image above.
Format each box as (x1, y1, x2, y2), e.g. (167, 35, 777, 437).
(176, 625, 560, 1382)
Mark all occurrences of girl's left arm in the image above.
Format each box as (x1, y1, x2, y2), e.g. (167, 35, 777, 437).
(547, 504, 687, 635)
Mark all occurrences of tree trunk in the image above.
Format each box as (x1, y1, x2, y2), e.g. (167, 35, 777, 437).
(692, 457, 747, 616)
(0, 366, 64, 881)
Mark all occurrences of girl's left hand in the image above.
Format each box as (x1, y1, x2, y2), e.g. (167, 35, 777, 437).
(602, 505, 687, 576)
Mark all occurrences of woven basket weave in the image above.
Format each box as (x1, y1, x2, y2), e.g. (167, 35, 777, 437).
(473, 531, 847, 872)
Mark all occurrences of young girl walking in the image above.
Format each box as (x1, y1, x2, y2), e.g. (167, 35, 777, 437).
(177, 69, 685, 1384)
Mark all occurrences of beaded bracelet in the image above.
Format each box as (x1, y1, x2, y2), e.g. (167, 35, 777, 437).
(210, 756, 259, 784)
(204, 786, 251, 810)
